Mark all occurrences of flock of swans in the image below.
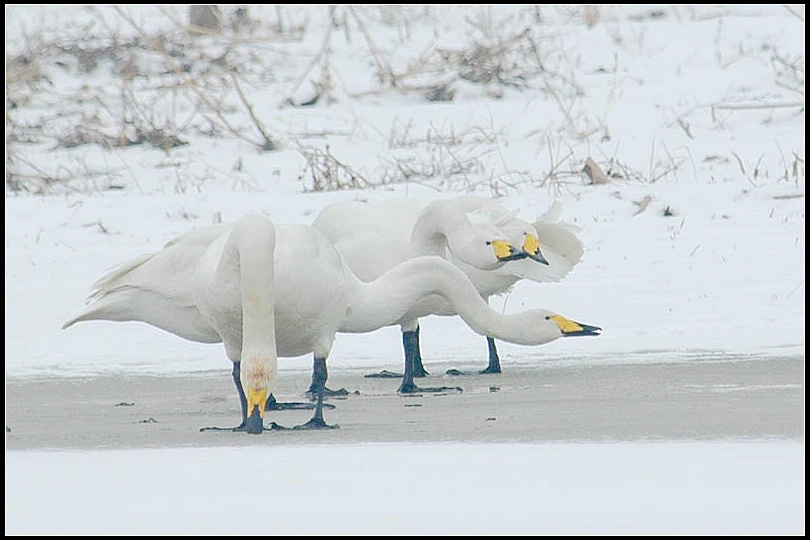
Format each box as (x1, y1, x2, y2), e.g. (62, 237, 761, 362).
(63, 196, 601, 434)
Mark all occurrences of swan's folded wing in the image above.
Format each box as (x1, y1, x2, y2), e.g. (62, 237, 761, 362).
(163, 222, 233, 248)
(63, 242, 221, 343)
(82, 221, 232, 306)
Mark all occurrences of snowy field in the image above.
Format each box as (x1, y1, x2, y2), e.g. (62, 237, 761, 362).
(5, 442, 804, 535)
(5, 5, 805, 535)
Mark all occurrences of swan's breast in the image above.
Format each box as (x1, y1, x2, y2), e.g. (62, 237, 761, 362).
(272, 225, 349, 357)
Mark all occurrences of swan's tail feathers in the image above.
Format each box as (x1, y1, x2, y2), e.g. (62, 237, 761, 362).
(83, 253, 155, 304)
(62, 241, 216, 342)
(61, 291, 122, 329)
(61, 286, 220, 343)
(61, 285, 139, 330)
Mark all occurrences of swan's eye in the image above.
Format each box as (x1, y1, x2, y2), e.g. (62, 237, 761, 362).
(485, 241, 491, 245)
(545, 316, 550, 320)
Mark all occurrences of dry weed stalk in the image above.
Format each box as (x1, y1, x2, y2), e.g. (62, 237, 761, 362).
(296, 144, 372, 192)
(379, 121, 519, 191)
(6, 5, 297, 193)
(284, 8, 336, 106)
(114, 6, 279, 151)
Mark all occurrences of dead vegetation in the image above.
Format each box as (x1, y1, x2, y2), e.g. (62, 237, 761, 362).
(6, 5, 294, 192)
(5, 5, 804, 196)
(296, 144, 371, 193)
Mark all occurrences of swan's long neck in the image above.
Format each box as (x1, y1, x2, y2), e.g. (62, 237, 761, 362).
(227, 215, 278, 415)
(409, 200, 473, 258)
(341, 256, 523, 343)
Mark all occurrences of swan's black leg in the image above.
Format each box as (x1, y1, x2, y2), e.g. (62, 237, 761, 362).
(281, 357, 339, 430)
(267, 358, 341, 410)
(201, 361, 263, 433)
(481, 337, 503, 374)
(398, 330, 462, 395)
(232, 361, 247, 426)
(411, 326, 429, 377)
(446, 336, 503, 376)
(304, 357, 349, 400)
(364, 326, 429, 379)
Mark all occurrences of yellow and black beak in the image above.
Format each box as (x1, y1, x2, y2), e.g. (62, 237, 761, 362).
(522, 234, 550, 265)
(245, 387, 269, 434)
(549, 315, 602, 337)
(491, 240, 525, 262)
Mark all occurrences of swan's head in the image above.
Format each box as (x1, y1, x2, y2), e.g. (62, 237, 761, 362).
(509, 309, 602, 345)
(241, 352, 278, 434)
(450, 220, 525, 270)
(497, 217, 549, 266)
(460, 216, 550, 271)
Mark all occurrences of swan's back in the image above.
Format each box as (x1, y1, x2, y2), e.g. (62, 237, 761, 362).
(65, 219, 352, 359)
(312, 200, 415, 282)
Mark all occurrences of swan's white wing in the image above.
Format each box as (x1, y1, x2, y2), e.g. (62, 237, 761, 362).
(63, 238, 221, 343)
(163, 222, 234, 248)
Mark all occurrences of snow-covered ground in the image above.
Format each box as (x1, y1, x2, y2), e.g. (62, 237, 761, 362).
(6, 442, 804, 535)
(5, 5, 805, 535)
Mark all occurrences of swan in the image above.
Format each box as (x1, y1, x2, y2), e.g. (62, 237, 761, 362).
(63, 213, 601, 433)
(63, 214, 345, 434)
(441, 197, 584, 375)
(311, 196, 583, 391)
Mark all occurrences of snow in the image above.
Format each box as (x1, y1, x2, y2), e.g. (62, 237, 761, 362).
(5, 442, 805, 535)
(4, 4, 805, 535)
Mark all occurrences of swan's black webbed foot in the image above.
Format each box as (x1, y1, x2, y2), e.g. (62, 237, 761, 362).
(364, 370, 403, 378)
(479, 363, 502, 374)
(269, 419, 339, 430)
(266, 401, 318, 411)
(445, 365, 502, 376)
(200, 424, 248, 432)
(199, 422, 268, 434)
(293, 417, 340, 430)
(397, 382, 463, 395)
(304, 386, 349, 401)
(265, 394, 335, 411)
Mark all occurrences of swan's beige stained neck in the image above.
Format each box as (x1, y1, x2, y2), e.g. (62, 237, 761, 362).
(228, 216, 278, 416)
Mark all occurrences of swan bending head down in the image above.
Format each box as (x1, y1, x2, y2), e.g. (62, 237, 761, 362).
(62, 213, 601, 433)
(338, 255, 601, 344)
(191, 214, 279, 432)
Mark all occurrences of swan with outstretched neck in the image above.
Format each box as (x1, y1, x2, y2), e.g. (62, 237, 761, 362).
(63, 213, 600, 433)
(313, 196, 583, 390)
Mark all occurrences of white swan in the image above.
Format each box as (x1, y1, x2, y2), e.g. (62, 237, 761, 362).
(63, 213, 601, 433)
(442, 197, 584, 375)
(312, 196, 583, 390)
